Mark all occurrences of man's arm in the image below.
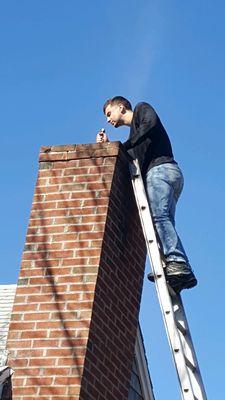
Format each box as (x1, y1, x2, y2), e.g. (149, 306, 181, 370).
(123, 102, 157, 150)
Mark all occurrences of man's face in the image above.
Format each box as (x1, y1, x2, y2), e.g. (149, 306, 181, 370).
(105, 104, 124, 128)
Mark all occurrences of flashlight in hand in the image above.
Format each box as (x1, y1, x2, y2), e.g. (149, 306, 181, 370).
(99, 128, 105, 137)
(96, 128, 109, 143)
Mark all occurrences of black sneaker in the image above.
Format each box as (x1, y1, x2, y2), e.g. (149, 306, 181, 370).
(165, 261, 197, 292)
(165, 261, 191, 276)
(148, 261, 197, 293)
(147, 261, 189, 282)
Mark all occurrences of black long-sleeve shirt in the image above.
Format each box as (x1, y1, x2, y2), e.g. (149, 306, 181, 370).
(123, 102, 176, 176)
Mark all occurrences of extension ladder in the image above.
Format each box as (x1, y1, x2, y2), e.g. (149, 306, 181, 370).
(130, 159, 207, 400)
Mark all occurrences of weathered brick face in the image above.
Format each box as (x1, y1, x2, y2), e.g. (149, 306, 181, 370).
(7, 142, 146, 400)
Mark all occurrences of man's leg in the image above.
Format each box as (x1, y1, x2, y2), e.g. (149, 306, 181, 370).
(145, 163, 197, 291)
(145, 163, 187, 262)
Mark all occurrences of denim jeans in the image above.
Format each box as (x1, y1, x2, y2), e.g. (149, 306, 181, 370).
(145, 163, 189, 264)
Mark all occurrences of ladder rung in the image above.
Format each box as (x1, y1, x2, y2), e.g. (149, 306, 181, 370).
(183, 389, 199, 400)
(176, 321, 187, 336)
(185, 356, 196, 373)
(173, 348, 180, 353)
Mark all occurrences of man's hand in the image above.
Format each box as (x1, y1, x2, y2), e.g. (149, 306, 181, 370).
(96, 129, 109, 143)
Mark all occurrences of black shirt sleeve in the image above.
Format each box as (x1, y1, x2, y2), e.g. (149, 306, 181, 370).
(123, 103, 157, 150)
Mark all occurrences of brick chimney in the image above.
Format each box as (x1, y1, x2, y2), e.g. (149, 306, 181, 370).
(7, 142, 146, 399)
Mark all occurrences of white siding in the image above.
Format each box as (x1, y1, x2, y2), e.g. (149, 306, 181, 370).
(0, 285, 17, 366)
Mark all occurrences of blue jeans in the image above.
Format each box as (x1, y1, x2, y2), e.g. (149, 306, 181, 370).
(145, 163, 189, 264)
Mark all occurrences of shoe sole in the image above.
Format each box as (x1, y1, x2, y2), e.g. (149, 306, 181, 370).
(148, 272, 197, 293)
(167, 276, 197, 293)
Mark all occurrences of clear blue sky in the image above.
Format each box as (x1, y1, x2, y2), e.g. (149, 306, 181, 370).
(1, 1, 224, 398)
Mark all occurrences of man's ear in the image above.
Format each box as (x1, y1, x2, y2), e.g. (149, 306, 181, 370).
(120, 104, 126, 114)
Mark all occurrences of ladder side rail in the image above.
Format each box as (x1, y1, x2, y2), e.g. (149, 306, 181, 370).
(130, 161, 196, 399)
(130, 160, 207, 400)
(172, 296, 208, 399)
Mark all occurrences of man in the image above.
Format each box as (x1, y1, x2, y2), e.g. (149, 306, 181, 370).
(96, 96, 197, 292)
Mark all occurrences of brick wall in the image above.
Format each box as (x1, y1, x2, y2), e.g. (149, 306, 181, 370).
(7, 142, 146, 400)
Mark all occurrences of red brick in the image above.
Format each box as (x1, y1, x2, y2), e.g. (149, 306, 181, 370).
(13, 387, 38, 395)
(67, 386, 81, 395)
(29, 358, 56, 367)
(13, 304, 39, 312)
(27, 294, 54, 303)
(9, 321, 29, 333)
(64, 167, 89, 176)
(39, 386, 67, 395)
(76, 249, 100, 257)
(79, 232, 103, 240)
(45, 192, 71, 201)
(49, 176, 74, 184)
(54, 376, 81, 385)
(30, 260, 59, 268)
(21, 330, 48, 339)
(20, 268, 44, 278)
(63, 241, 89, 250)
(81, 215, 106, 223)
(52, 216, 80, 225)
(29, 276, 57, 285)
(68, 207, 96, 216)
(33, 194, 45, 202)
(56, 200, 82, 208)
(35, 184, 60, 193)
(68, 284, 95, 292)
(61, 183, 86, 191)
(39, 168, 63, 177)
(26, 377, 53, 385)
(25, 235, 51, 243)
(41, 284, 68, 293)
(43, 266, 72, 275)
(70, 192, 97, 200)
(15, 349, 44, 358)
(67, 224, 94, 233)
(78, 158, 104, 167)
(57, 357, 84, 366)
(52, 233, 78, 242)
(8, 340, 32, 348)
(37, 243, 62, 251)
(33, 339, 59, 348)
(75, 175, 100, 183)
(56, 275, 85, 284)
(62, 259, 88, 267)
(36, 177, 48, 185)
(52, 160, 78, 168)
(46, 348, 85, 357)
(17, 286, 41, 295)
(86, 182, 112, 191)
(83, 198, 109, 207)
(44, 367, 70, 375)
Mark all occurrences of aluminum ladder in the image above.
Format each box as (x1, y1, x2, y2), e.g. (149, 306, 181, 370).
(130, 159, 207, 400)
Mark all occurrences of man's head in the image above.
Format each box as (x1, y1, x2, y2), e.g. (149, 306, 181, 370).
(103, 96, 133, 128)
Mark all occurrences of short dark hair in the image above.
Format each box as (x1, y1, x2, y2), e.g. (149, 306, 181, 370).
(103, 96, 132, 114)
